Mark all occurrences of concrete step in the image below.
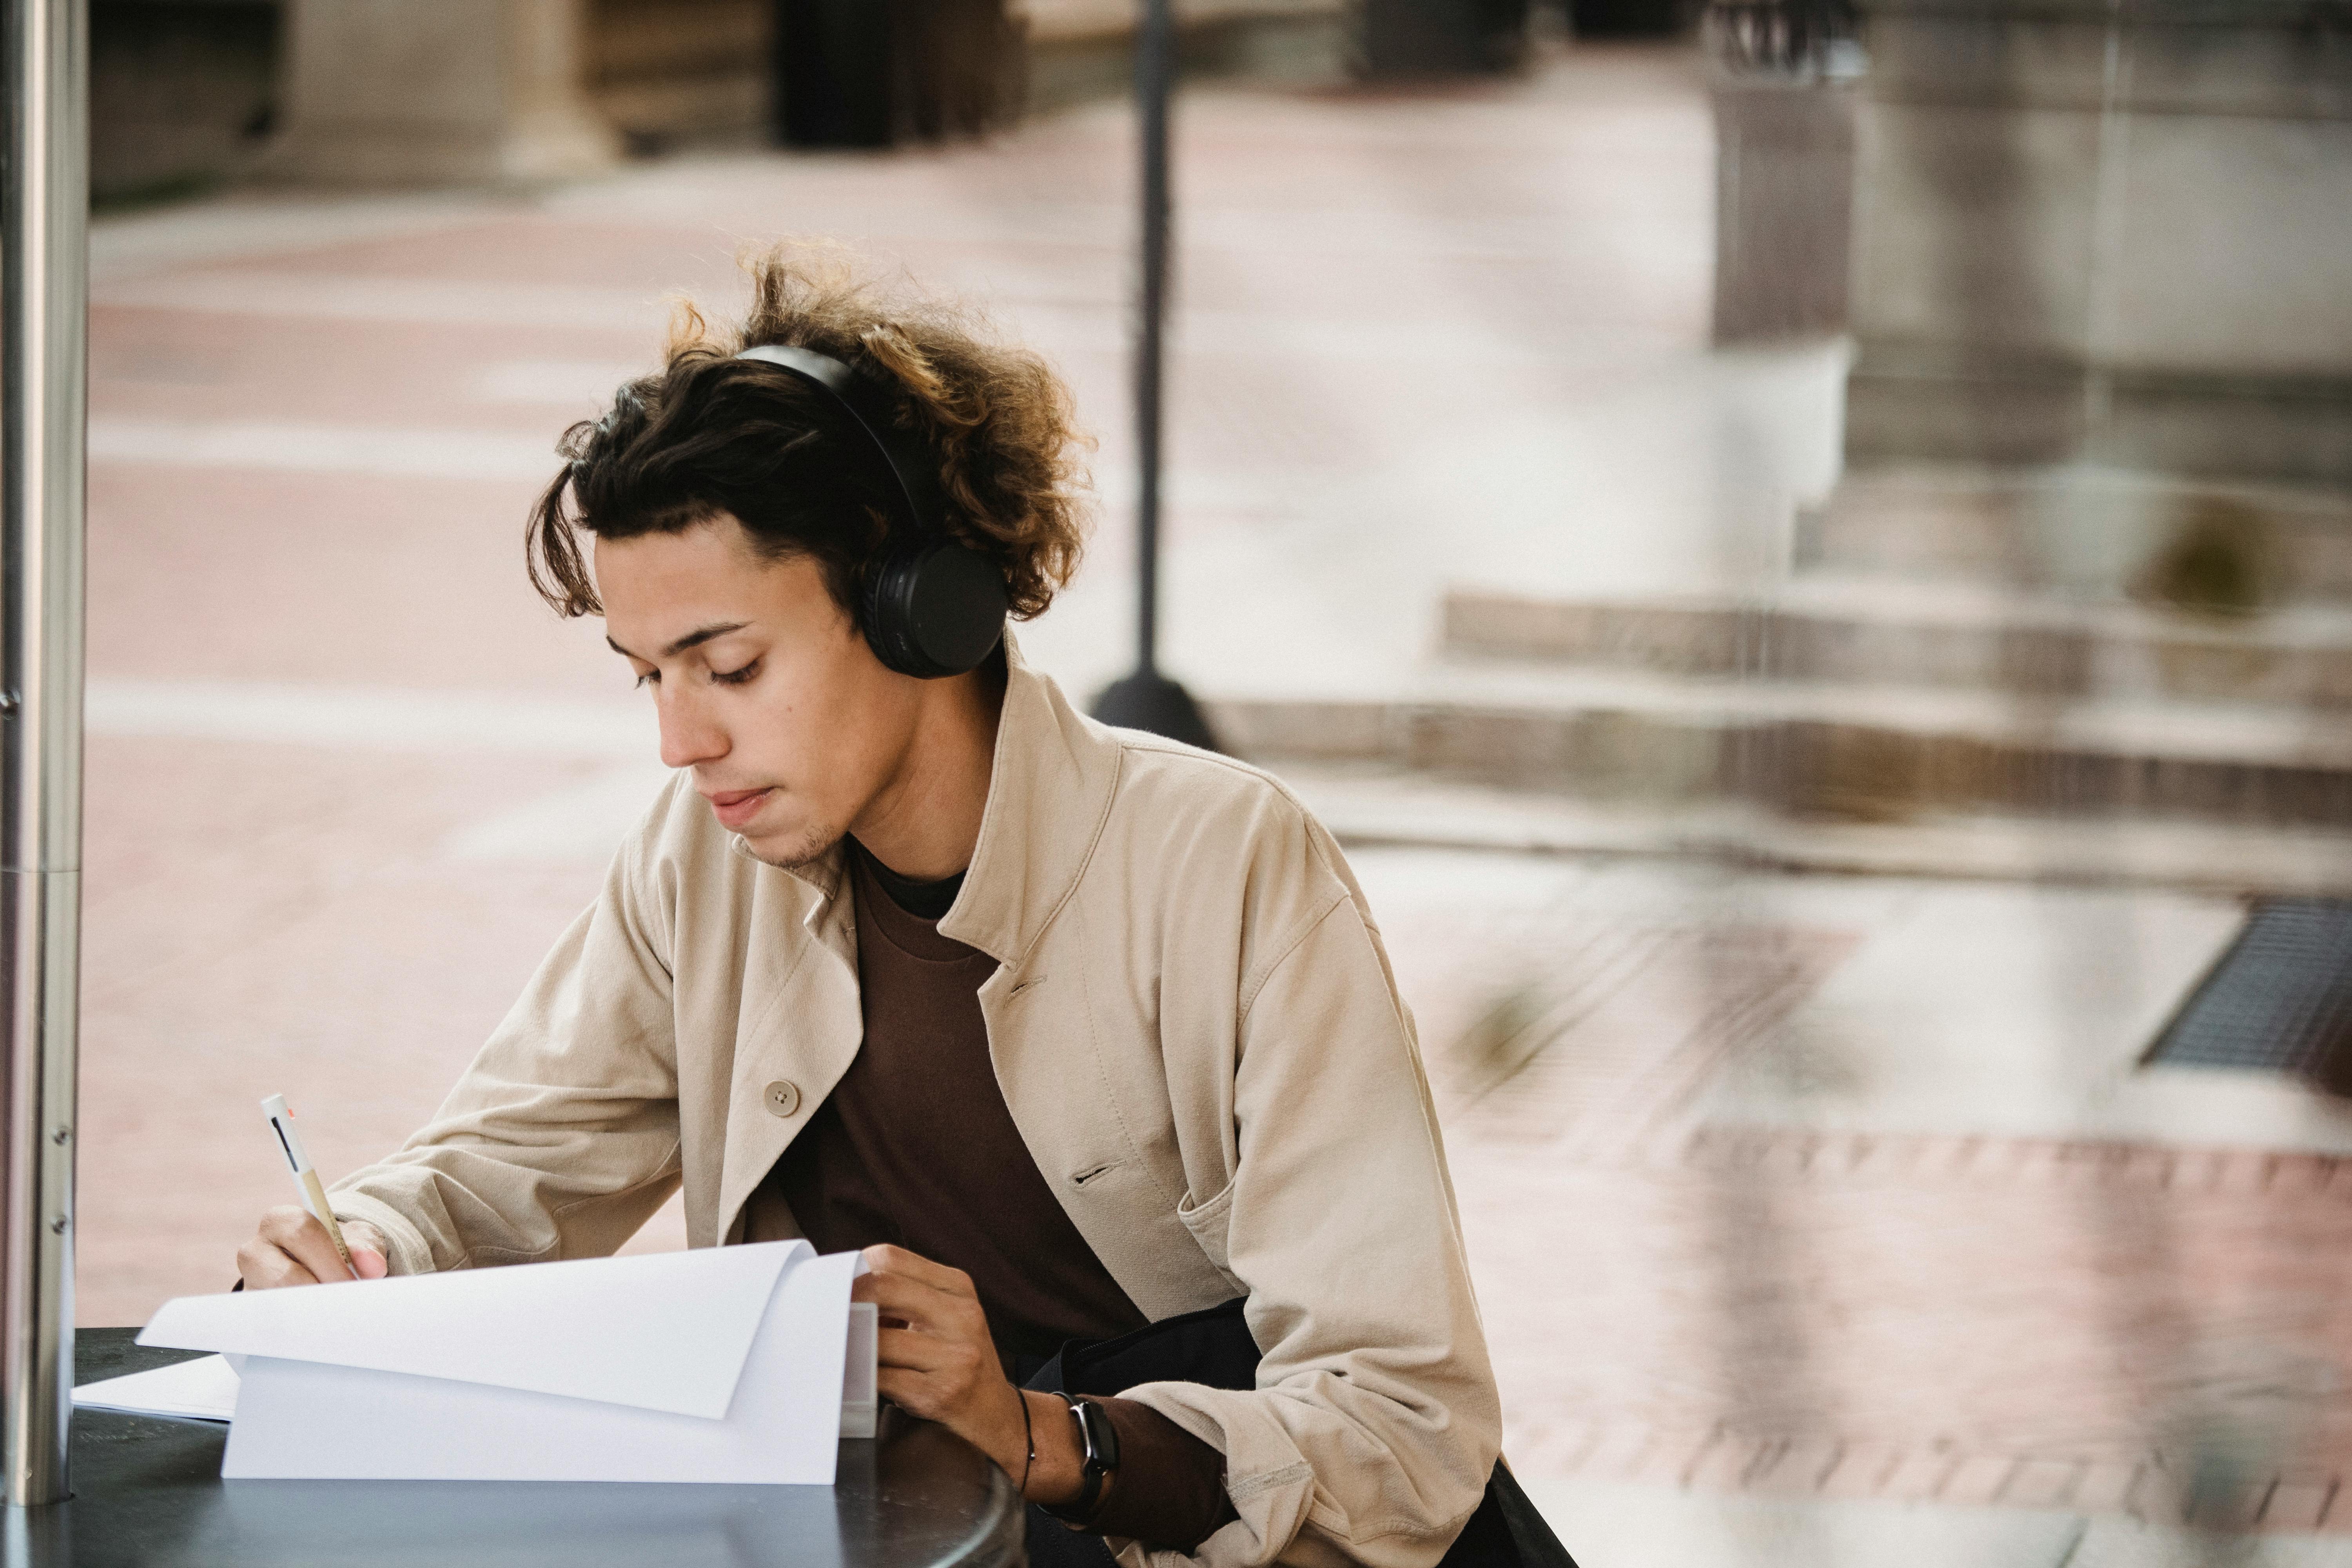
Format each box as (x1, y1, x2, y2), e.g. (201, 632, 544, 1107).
(1274, 761, 2352, 894)
(1800, 464, 2352, 605)
(1442, 581, 2352, 709)
(1204, 662, 2352, 829)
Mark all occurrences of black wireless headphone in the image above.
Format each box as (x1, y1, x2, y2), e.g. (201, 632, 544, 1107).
(733, 343, 1010, 680)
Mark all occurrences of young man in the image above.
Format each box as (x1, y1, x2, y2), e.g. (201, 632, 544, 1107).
(236, 251, 1501, 1568)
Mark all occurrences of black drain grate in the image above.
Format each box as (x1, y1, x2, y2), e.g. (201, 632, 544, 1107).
(2146, 900, 2352, 1085)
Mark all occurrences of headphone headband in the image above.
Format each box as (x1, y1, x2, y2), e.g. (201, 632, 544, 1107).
(731, 343, 946, 539)
(730, 343, 1006, 680)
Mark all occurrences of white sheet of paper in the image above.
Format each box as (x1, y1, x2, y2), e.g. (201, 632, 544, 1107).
(72, 1354, 241, 1422)
(138, 1241, 867, 1485)
(841, 1301, 877, 1439)
(142, 1242, 797, 1419)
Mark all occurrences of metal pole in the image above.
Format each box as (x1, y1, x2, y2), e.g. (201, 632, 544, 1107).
(1089, 0, 1215, 750)
(1133, 0, 1171, 679)
(1, 0, 88, 1509)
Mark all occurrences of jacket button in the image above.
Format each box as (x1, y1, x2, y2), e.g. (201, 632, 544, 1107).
(763, 1080, 801, 1118)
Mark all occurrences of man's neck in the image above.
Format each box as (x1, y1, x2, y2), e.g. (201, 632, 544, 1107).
(846, 660, 1006, 883)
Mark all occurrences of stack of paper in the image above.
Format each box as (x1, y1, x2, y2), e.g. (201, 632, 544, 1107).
(74, 1352, 242, 1422)
(80, 1241, 878, 1484)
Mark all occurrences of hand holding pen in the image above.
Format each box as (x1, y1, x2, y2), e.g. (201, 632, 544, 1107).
(235, 1094, 390, 1289)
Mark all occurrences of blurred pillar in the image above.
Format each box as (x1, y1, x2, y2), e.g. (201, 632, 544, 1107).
(1706, 0, 1861, 345)
(1844, 0, 2352, 487)
(269, 0, 619, 184)
(2, 0, 86, 1510)
(773, 0, 1024, 148)
(589, 0, 777, 153)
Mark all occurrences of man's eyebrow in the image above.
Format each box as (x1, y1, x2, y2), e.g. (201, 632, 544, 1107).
(605, 621, 751, 661)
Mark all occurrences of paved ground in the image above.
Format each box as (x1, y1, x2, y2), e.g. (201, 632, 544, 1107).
(79, 38, 2352, 1566)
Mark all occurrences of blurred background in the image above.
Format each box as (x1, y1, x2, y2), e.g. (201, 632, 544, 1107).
(80, 0, 2352, 1563)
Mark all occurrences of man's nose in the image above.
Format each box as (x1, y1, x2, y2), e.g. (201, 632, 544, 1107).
(656, 690, 728, 771)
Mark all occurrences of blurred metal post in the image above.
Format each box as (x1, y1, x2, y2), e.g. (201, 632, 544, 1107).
(1, 0, 87, 1511)
(1091, 0, 1216, 750)
(1704, 0, 1862, 346)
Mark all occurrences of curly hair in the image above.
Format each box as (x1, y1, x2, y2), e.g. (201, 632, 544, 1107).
(528, 243, 1092, 623)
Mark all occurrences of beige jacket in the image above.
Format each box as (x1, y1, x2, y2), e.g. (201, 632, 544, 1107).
(331, 640, 1501, 1568)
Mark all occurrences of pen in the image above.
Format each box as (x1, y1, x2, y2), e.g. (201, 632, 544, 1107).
(261, 1094, 357, 1279)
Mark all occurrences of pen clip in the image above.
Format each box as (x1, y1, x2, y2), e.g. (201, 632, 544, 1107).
(261, 1093, 311, 1174)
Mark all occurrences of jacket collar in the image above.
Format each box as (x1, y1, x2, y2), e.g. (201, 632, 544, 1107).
(940, 632, 1121, 967)
(747, 631, 1122, 969)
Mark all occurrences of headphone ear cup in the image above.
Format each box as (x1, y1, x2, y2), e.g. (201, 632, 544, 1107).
(859, 538, 916, 673)
(860, 539, 1009, 679)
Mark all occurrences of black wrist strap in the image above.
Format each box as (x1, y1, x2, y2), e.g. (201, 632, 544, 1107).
(1044, 1396, 1120, 1527)
(1064, 1465, 1107, 1522)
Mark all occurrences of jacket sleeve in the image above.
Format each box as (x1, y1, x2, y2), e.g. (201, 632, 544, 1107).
(1114, 889, 1503, 1568)
(327, 833, 683, 1277)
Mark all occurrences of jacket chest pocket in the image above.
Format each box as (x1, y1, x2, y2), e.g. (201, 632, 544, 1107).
(991, 974, 1236, 1318)
(1174, 1177, 1245, 1294)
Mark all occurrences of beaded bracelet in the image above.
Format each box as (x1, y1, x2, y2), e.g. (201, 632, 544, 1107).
(1017, 1388, 1036, 1497)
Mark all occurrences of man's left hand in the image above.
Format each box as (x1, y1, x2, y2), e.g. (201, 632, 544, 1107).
(854, 1244, 1082, 1502)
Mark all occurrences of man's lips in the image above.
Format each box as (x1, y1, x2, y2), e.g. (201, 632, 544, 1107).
(702, 787, 774, 830)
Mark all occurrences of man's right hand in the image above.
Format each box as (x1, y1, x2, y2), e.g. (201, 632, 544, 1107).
(236, 1206, 390, 1288)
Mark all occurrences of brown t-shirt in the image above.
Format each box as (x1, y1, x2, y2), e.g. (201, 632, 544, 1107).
(743, 840, 1232, 1550)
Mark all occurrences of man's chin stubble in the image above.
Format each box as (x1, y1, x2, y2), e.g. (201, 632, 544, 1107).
(747, 820, 844, 873)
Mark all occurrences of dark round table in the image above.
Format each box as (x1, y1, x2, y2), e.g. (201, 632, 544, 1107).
(33, 1330, 1024, 1568)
